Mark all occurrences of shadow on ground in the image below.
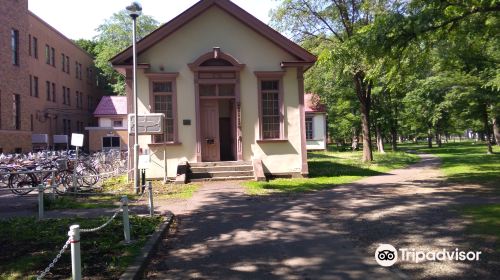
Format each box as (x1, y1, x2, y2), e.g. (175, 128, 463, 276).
(145, 156, 500, 280)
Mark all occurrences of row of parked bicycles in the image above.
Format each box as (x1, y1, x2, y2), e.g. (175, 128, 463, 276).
(0, 150, 127, 195)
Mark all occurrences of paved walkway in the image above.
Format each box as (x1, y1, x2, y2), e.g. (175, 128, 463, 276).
(145, 154, 500, 280)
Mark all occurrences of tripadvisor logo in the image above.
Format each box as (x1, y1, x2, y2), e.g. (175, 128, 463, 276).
(375, 244, 481, 267)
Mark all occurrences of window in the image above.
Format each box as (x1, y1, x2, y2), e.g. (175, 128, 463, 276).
(30, 114, 34, 131)
(51, 47, 55, 66)
(255, 72, 285, 140)
(113, 120, 123, 127)
(11, 29, 19, 65)
(63, 119, 72, 135)
(102, 137, 120, 151)
(29, 75, 32, 96)
(52, 83, 56, 102)
(87, 96, 93, 112)
(33, 76, 39, 97)
(151, 81, 175, 143)
(33, 37, 38, 58)
(67, 88, 71, 106)
(306, 116, 314, 140)
(28, 34, 31, 56)
(66, 56, 70, 73)
(62, 86, 66, 104)
(61, 53, 65, 71)
(12, 94, 20, 130)
(46, 81, 51, 101)
(45, 44, 50, 64)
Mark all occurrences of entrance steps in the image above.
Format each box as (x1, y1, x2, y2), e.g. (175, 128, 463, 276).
(188, 161, 254, 182)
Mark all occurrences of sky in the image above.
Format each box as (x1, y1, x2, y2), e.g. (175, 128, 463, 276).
(28, 0, 279, 40)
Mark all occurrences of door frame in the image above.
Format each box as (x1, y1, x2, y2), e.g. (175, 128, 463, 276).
(189, 49, 245, 162)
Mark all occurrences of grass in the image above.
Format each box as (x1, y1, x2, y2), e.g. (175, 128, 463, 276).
(245, 148, 419, 195)
(45, 175, 200, 210)
(0, 215, 163, 279)
(462, 204, 500, 251)
(399, 141, 500, 189)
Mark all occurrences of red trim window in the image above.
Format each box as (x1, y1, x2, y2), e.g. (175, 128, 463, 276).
(255, 72, 285, 140)
(150, 80, 177, 143)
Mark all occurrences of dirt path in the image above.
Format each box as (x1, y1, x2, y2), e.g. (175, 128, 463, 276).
(145, 154, 500, 279)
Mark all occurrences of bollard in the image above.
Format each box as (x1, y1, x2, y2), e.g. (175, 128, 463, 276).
(121, 196, 131, 243)
(147, 181, 154, 217)
(50, 171, 56, 201)
(38, 184, 44, 220)
(68, 225, 82, 280)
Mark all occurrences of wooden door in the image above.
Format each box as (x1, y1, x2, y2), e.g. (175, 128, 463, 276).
(201, 100, 220, 161)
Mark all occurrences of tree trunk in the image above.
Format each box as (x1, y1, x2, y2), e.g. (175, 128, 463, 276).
(353, 72, 373, 162)
(427, 127, 433, 148)
(482, 104, 493, 154)
(376, 124, 385, 153)
(493, 116, 500, 146)
(435, 132, 442, 148)
(352, 127, 359, 151)
(390, 123, 397, 151)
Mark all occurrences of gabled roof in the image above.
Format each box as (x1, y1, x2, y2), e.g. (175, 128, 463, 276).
(110, 0, 316, 66)
(305, 93, 326, 113)
(93, 96, 128, 116)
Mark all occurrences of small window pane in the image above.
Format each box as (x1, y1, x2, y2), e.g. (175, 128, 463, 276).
(199, 84, 216, 96)
(261, 80, 278, 91)
(103, 137, 111, 147)
(111, 137, 120, 147)
(218, 84, 235, 96)
(153, 82, 172, 92)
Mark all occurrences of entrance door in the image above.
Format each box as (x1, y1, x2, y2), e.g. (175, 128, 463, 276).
(201, 99, 220, 161)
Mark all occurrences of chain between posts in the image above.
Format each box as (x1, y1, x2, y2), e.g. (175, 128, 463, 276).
(36, 238, 71, 280)
(79, 204, 123, 233)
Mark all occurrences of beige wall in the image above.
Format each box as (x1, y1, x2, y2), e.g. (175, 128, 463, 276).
(88, 129, 128, 153)
(131, 6, 304, 178)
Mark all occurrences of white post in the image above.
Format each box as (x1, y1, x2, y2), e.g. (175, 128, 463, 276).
(122, 195, 131, 243)
(148, 181, 154, 217)
(38, 184, 44, 220)
(68, 225, 82, 280)
(73, 146, 79, 194)
(132, 15, 140, 195)
(51, 171, 56, 200)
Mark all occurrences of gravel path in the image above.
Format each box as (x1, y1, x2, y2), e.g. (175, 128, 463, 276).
(145, 154, 500, 280)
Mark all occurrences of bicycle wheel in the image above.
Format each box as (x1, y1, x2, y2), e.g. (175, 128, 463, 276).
(82, 167, 99, 186)
(8, 173, 36, 195)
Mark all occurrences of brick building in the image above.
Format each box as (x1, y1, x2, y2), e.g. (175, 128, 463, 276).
(0, 0, 104, 153)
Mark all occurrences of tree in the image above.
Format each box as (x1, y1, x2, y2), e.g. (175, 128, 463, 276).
(271, 0, 404, 161)
(93, 10, 159, 94)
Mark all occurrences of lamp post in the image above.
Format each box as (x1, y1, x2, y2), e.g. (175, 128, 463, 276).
(126, 2, 142, 194)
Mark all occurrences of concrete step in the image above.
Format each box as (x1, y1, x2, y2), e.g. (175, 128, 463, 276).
(189, 175, 255, 182)
(189, 161, 252, 168)
(189, 170, 254, 179)
(190, 165, 253, 172)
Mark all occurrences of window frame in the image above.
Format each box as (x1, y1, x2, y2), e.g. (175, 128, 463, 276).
(12, 94, 20, 130)
(255, 72, 285, 141)
(45, 44, 50, 64)
(11, 29, 19, 66)
(305, 116, 314, 140)
(147, 73, 179, 144)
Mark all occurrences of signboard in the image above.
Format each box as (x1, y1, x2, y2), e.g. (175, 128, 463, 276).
(138, 155, 151, 169)
(32, 134, 49, 144)
(128, 113, 164, 135)
(71, 133, 84, 147)
(53, 135, 69, 144)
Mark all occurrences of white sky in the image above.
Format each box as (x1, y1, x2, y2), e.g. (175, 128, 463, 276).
(28, 0, 279, 40)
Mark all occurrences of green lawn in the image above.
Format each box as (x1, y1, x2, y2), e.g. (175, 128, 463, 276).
(244, 148, 419, 195)
(0, 216, 163, 279)
(399, 141, 500, 188)
(462, 204, 500, 251)
(46, 176, 200, 210)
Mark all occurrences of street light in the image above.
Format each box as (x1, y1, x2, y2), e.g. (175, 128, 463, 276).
(126, 2, 142, 194)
